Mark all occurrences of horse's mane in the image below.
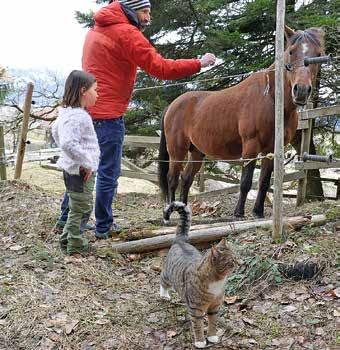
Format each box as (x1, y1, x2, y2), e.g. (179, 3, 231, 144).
(290, 28, 325, 49)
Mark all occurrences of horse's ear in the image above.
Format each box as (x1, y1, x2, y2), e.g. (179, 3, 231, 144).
(309, 27, 326, 52)
(284, 25, 295, 42)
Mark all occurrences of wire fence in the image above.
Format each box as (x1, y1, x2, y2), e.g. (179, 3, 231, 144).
(133, 55, 339, 92)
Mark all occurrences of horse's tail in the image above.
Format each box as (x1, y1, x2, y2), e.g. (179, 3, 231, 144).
(164, 201, 191, 243)
(158, 107, 169, 201)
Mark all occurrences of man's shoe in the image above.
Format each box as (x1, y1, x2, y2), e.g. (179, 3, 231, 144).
(95, 231, 109, 240)
(110, 223, 122, 235)
(95, 223, 122, 240)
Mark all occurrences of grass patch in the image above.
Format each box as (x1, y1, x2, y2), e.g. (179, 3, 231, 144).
(226, 255, 282, 296)
(29, 240, 54, 264)
(325, 206, 340, 221)
(256, 314, 284, 338)
(0, 180, 338, 349)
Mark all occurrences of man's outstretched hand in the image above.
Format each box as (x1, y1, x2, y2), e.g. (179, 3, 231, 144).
(199, 53, 216, 68)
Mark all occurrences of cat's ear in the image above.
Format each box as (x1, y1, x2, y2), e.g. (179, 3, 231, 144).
(210, 245, 222, 261)
(216, 238, 227, 250)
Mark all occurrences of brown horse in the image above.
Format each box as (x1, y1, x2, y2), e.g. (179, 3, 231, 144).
(158, 26, 325, 219)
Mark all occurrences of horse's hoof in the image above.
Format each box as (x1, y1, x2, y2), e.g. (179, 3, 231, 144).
(194, 340, 207, 348)
(234, 212, 245, 218)
(207, 335, 219, 343)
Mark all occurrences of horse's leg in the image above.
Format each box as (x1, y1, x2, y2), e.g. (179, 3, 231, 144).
(163, 160, 183, 223)
(253, 158, 274, 218)
(167, 160, 183, 204)
(234, 160, 256, 217)
(180, 149, 204, 204)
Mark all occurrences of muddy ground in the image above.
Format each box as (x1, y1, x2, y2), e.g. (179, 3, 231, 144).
(0, 165, 339, 350)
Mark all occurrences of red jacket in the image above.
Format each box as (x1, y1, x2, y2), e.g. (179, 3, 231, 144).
(82, 2, 201, 119)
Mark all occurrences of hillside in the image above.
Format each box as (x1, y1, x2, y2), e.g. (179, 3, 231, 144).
(0, 177, 339, 349)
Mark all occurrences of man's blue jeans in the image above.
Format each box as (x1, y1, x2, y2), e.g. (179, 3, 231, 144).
(58, 117, 125, 235)
(93, 118, 125, 234)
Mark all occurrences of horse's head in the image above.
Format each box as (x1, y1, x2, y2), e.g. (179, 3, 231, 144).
(284, 25, 325, 106)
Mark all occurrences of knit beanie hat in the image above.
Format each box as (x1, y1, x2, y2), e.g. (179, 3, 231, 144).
(118, 0, 151, 11)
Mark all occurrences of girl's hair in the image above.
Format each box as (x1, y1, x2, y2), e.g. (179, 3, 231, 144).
(62, 70, 96, 108)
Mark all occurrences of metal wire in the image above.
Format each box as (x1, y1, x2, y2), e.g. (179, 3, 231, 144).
(133, 54, 339, 92)
(133, 68, 275, 92)
(129, 153, 275, 166)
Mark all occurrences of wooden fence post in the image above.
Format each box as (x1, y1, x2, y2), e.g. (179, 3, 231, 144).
(0, 125, 7, 180)
(272, 0, 286, 242)
(296, 107, 313, 206)
(14, 82, 34, 179)
(198, 171, 206, 192)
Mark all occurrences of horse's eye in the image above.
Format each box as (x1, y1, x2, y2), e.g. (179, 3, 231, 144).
(289, 50, 293, 55)
(285, 63, 293, 71)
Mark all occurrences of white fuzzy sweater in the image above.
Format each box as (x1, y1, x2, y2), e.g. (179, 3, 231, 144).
(52, 107, 100, 175)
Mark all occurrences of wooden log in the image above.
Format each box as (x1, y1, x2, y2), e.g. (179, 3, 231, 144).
(111, 215, 326, 253)
(122, 217, 267, 240)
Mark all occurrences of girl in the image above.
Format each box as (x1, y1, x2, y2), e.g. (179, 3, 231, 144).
(52, 70, 99, 255)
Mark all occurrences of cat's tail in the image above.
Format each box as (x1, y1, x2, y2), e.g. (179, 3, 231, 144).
(164, 201, 191, 242)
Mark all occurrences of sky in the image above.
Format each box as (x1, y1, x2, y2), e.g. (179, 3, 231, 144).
(1, 0, 101, 74)
(1, 0, 312, 76)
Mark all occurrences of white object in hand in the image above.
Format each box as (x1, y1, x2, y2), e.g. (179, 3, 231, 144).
(199, 53, 216, 68)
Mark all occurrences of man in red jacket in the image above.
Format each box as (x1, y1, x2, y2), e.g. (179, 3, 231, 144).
(79, 0, 216, 239)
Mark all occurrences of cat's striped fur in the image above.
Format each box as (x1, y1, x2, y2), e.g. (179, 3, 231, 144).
(160, 201, 239, 348)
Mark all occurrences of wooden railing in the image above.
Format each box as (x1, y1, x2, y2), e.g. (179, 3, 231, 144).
(295, 105, 340, 204)
(3, 105, 339, 202)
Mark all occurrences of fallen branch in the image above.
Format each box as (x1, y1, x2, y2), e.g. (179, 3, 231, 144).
(121, 220, 254, 241)
(112, 214, 326, 253)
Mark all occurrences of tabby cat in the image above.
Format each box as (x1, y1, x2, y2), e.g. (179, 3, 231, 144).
(160, 201, 240, 348)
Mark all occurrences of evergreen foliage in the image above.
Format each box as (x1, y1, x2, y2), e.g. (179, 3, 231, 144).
(76, 0, 338, 139)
